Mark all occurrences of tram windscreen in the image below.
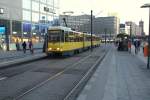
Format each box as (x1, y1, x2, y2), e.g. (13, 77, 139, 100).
(48, 30, 61, 42)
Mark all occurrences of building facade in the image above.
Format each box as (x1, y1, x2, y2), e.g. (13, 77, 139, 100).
(59, 15, 120, 40)
(59, 14, 91, 31)
(139, 20, 145, 36)
(119, 24, 131, 35)
(125, 21, 141, 36)
(119, 24, 126, 34)
(0, 0, 59, 50)
(93, 16, 120, 39)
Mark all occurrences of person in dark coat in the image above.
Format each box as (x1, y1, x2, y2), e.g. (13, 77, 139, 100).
(22, 41, 27, 53)
(134, 40, 138, 54)
(16, 40, 20, 51)
(29, 41, 34, 54)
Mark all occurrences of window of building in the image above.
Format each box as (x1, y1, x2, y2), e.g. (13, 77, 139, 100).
(32, 1, 39, 12)
(33, 0, 39, 2)
(40, 0, 47, 4)
(48, 16, 53, 21)
(23, 10, 31, 21)
(40, 4, 46, 13)
(54, 0, 59, 8)
(12, 21, 21, 34)
(47, 0, 53, 6)
(32, 12, 39, 22)
(40, 14, 46, 21)
(23, 0, 31, 9)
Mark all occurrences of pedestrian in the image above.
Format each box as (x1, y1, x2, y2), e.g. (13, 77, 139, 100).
(137, 40, 141, 52)
(29, 41, 34, 54)
(22, 41, 26, 53)
(16, 40, 20, 51)
(134, 40, 138, 54)
(128, 40, 131, 52)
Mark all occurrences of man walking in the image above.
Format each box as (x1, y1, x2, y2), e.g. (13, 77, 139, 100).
(22, 41, 27, 53)
(134, 40, 138, 54)
(29, 41, 34, 54)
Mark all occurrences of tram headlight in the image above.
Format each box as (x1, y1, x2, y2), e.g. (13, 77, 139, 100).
(57, 48, 60, 50)
(48, 48, 52, 51)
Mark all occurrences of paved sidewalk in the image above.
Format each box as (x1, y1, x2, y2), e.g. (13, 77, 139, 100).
(0, 49, 44, 62)
(0, 49, 46, 68)
(131, 45, 147, 64)
(77, 45, 150, 100)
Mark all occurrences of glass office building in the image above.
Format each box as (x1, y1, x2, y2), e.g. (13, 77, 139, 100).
(21, 0, 59, 42)
(0, 0, 59, 50)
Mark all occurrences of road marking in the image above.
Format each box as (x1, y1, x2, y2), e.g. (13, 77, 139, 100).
(0, 77, 7, 81)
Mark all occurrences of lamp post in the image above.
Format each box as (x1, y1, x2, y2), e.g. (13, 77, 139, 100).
(141, 3, 150, 69)
(129, 22, 132, 53)
(104, 28, 107, 45)
(91, 10, 93, 52)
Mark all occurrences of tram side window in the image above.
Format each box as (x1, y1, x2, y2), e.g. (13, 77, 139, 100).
(79, 34, 84, 42)
(87, 36, 91, 41)
(61, 30, 64, 42)
(65, 31, 69, 42)
(74, 34, 78, 42)
(68, 32, 74, 42)
(74, 33, 82, 42)
(84, 35, 88, 41)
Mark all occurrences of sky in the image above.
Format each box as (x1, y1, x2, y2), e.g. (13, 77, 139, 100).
(59, 0, 150, 34)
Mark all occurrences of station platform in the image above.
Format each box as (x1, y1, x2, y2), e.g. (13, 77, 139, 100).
(0, 49, 46, 68)
(77, 45, 150, 100)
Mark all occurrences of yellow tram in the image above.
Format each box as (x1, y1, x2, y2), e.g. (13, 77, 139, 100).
(45, 26, 101, 56)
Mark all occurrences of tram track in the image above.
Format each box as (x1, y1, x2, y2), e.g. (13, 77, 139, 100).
(14, 53, 92, 100)
(0, 49, 93, 100)
(0, 47, 107, 100)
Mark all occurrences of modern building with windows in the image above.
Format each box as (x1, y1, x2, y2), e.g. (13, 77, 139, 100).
(119, 24, 130, 35)
(59, 14, 91, 31)
(125, 21, 141, 36)
(93, 16, 120, 39)
(59, 15, 120, 40)
(0, 0, 59, 50)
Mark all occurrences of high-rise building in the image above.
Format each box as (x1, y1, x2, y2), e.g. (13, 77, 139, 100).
(59, 14, 91, 31)
(93, 16, 120, 38)
(126, 21, 141, 36)
(0, 0, 59, 50)
(139, 20, 145, 36)
(59, 15, 120, 40)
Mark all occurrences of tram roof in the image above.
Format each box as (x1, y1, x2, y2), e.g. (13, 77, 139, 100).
(48, 26, 72, 31)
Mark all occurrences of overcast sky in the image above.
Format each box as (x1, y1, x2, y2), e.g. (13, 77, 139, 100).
(59, 0, 150, 34)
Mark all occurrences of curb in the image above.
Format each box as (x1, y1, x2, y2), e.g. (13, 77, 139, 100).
(0, 54, 47, 70)
(63, 51, 108, 100)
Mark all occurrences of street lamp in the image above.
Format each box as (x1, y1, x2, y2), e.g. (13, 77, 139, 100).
(141, 3, 150, 69)
(91, 10, 93, 52)
(104, 28, 107, 45)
